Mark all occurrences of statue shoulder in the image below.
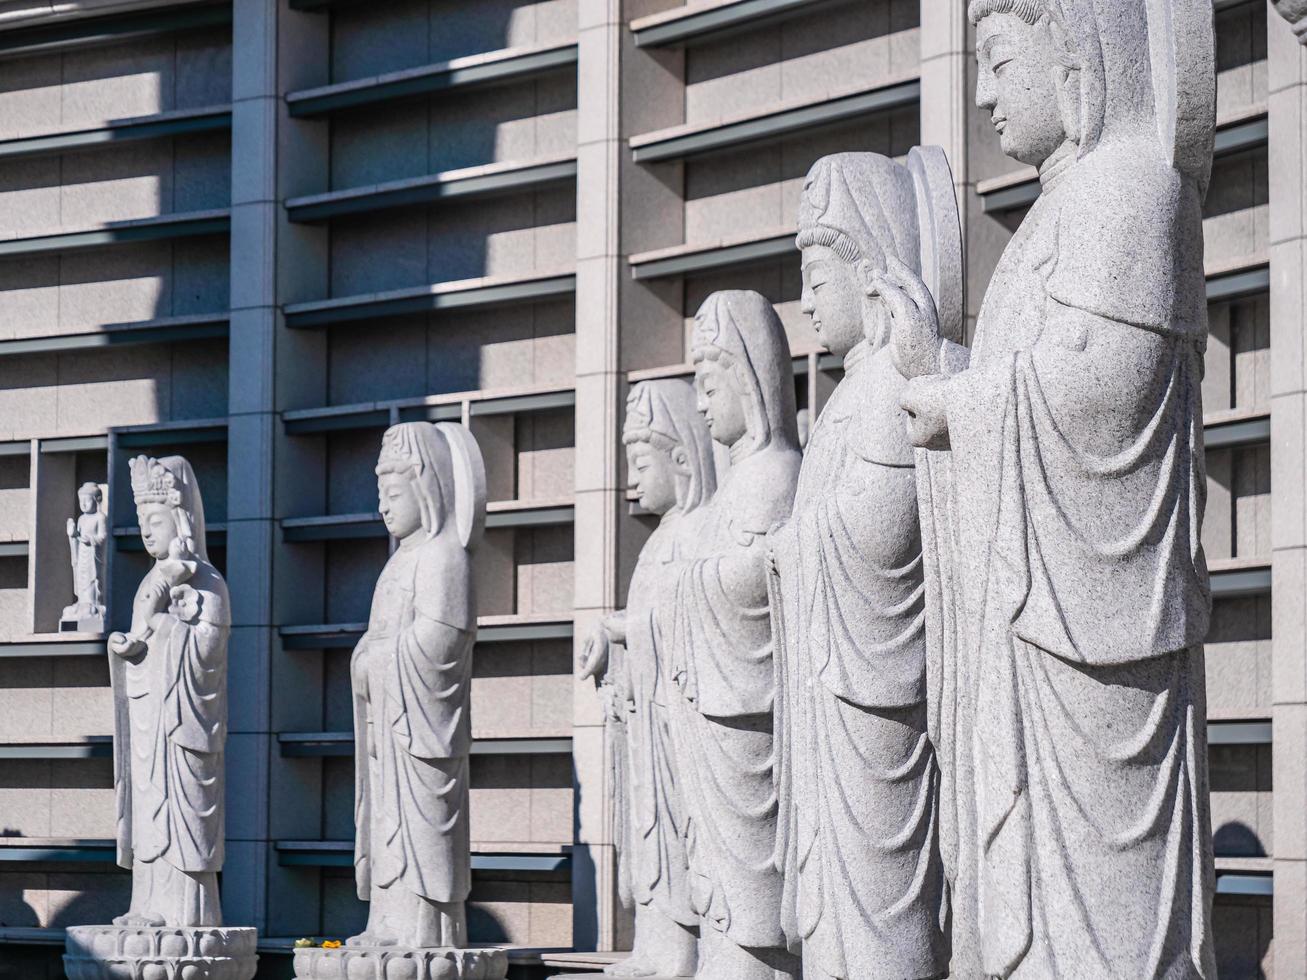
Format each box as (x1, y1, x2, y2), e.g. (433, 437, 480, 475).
(1048, 145, 1204, 335)
(413, 535, 475, 630)
(846, 349, 914, 467)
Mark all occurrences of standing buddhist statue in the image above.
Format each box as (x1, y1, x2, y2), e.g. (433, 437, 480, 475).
(580, 380, 718, 978)
(62, 481, 107, 633)
(882, 1, 1218, 976)
(768, 149, 959, 980)
(65, 455, 255, 980)
(669, 291, 802, 980)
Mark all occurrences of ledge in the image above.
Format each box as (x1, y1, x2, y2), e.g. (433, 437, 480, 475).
(282, 501, 573, 542)
(1206, 260, 1270, 303)
(282, 271, 575, 330)
(0, 313, 228, 358)
(282, 385, 575, 436)
(0, 104, 230, 161)
(114, 415, 229, 448)
(277, 732, 573, 757)
(1204, 408, 1270, 450)
(280, 616, 574, 650)
(286, 41, 578, 118)
(631, 0, 850, 48)
(0, 637, 105, 658)
(286, 157, 577, 223)
(1215, 873, 1273, 897)
(0, 1, 229, 59)
(0, 839, 115, 863)
(0, 540, 27, 557)
(0, 736, 111, 759)
(1207, 719, 1272, 745)
(0, 209, 229, 258)
(114, 521, 226, 551)
(980, 110, 1268, 214)
(274, 840, 571, 871)
(1209, 558, 1272, 599)
(630, 228, 794, 280)
(631, 78, 919, 164)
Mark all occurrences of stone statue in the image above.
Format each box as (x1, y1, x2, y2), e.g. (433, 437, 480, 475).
(579, 380, 718, 979)
(294, 421, 507, 980)
(766, 150, 959, 980)
(882, 1, 1218, 976)
(668, 291, 802, 980)
(65, 455, 255, 980)
(61, 481, 107, 633)
(1274, 0, 1307, 41)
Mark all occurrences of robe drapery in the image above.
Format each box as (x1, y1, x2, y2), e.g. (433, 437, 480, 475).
(919, 143, 1216, 978)
(352, 539, 474, 907)
(669, 444, 800, 952)
(611, 507, 703, 927)
(770, 344, 946, 980)
(112, 561, 229, 924)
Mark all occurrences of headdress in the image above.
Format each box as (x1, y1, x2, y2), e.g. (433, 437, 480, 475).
(624, 379, 717, 512)
(127, 455, 210, 561)
(377, 422, 486, 550)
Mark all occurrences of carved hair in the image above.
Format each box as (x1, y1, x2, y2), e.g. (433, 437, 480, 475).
(78, 481, 102, 504)
(967, 0, 1048, 25)
(794, 224, 862, 264)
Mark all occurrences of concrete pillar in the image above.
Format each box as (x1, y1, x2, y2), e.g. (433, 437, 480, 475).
(918, 0, 969, 278)
(1268, 2, 1307, 974)
(572, 0, 627, 952)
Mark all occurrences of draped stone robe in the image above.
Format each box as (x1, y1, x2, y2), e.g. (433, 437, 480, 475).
(352, 538, 474, 908)
(113, 561, 230, 925)
(610, 507, 704, 928)
(669, 444, 800, 951)
(770, 342, 946, 980)
(921, 144, 1216, 978)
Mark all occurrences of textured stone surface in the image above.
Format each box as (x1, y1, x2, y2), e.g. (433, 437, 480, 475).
(108, 455, 232, 928)
(60, 481, 106, 633)
(348, 422, 489, 950)
(292, 943, 507, 980)
(63, 923, 257, 980)
(883, 2, 1220, 976)
(578, 380, 717, 978)
(666, 291, 802, 980)
(767, 148, 961, 980)
(1275, 0, 1307, 42)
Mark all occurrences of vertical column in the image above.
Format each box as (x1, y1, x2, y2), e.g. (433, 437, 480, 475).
(222, 0, 280, 934)
(1268, 7, 1307, 977)
(918, 0, 969, 244)
(572, 0, 626, 954)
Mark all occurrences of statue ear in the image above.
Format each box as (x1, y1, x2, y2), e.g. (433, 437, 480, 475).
(855, 259, 879, 294)
(671, 446, 691, 473)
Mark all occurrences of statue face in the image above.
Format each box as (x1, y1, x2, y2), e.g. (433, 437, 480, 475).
(801, 246, 863, 357)
(137, 503, 178, 560)
(975, 13, 1068, 168)
(694, 358, 748, 449)
(627, 439, 681, 516)
(79, 492, 97, 515)
(378, 471, 424, 540)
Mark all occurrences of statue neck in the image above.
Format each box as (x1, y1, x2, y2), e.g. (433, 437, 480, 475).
(1039, 140, 1078, 191)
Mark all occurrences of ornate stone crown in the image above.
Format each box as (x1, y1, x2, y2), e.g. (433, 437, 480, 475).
(129, 456, 181, 507)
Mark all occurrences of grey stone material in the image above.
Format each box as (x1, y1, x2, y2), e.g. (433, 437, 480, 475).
(883, 1, 1219, 976)
(579, 379, 719, 979)
(667, 291, 802, 980)
(64, 923, 257, 980)
(767, 148, 959, 980)
(320, 420, 505, 980)
(61, 480, 107, 633)
(1274, 0, 1307, 42)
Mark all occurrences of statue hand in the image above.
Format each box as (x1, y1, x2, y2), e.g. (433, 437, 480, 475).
(108, 631, 145, 658)
(872, 256, 944, 381)
(156, 557, 196, 589)
(900, 375, 952, 450)
(66, 518, 76, 538)
(579, 626, 610, 681)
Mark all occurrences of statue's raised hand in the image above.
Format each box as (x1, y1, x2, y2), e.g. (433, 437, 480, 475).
(872, 256, 943, 381)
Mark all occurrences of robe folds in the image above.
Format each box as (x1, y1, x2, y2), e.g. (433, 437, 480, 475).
(770, 343, 948, 980)
(609, 507, 705, 927)
(921, 145, 1216, 978)
(352, 539, 474, 906)
(669, 446, 800, 951)
(114, 562, 230, 878)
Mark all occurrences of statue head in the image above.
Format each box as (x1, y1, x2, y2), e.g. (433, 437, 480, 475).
(623, 379, 717, 517)
(77, 482, 102, 515)
(969, 1, 1078, 169)
(798, 153, 920, 355)
(376, 422, 486, 550)
(129, 456, 208, 562)
(691, 291, 799, 458)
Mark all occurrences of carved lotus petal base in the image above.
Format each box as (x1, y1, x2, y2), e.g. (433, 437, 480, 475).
(63, 924, 258, 980)
(292, 945, 509, 980)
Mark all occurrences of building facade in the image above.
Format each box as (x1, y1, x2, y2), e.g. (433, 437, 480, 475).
(0, 0, 1293, 977)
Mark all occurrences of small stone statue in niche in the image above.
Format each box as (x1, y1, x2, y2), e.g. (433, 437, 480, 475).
(109, 455, 230, 928)
(292, 422, 507, 980)
(61, 481, 107, 633)
(579, 379, 718, 979)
